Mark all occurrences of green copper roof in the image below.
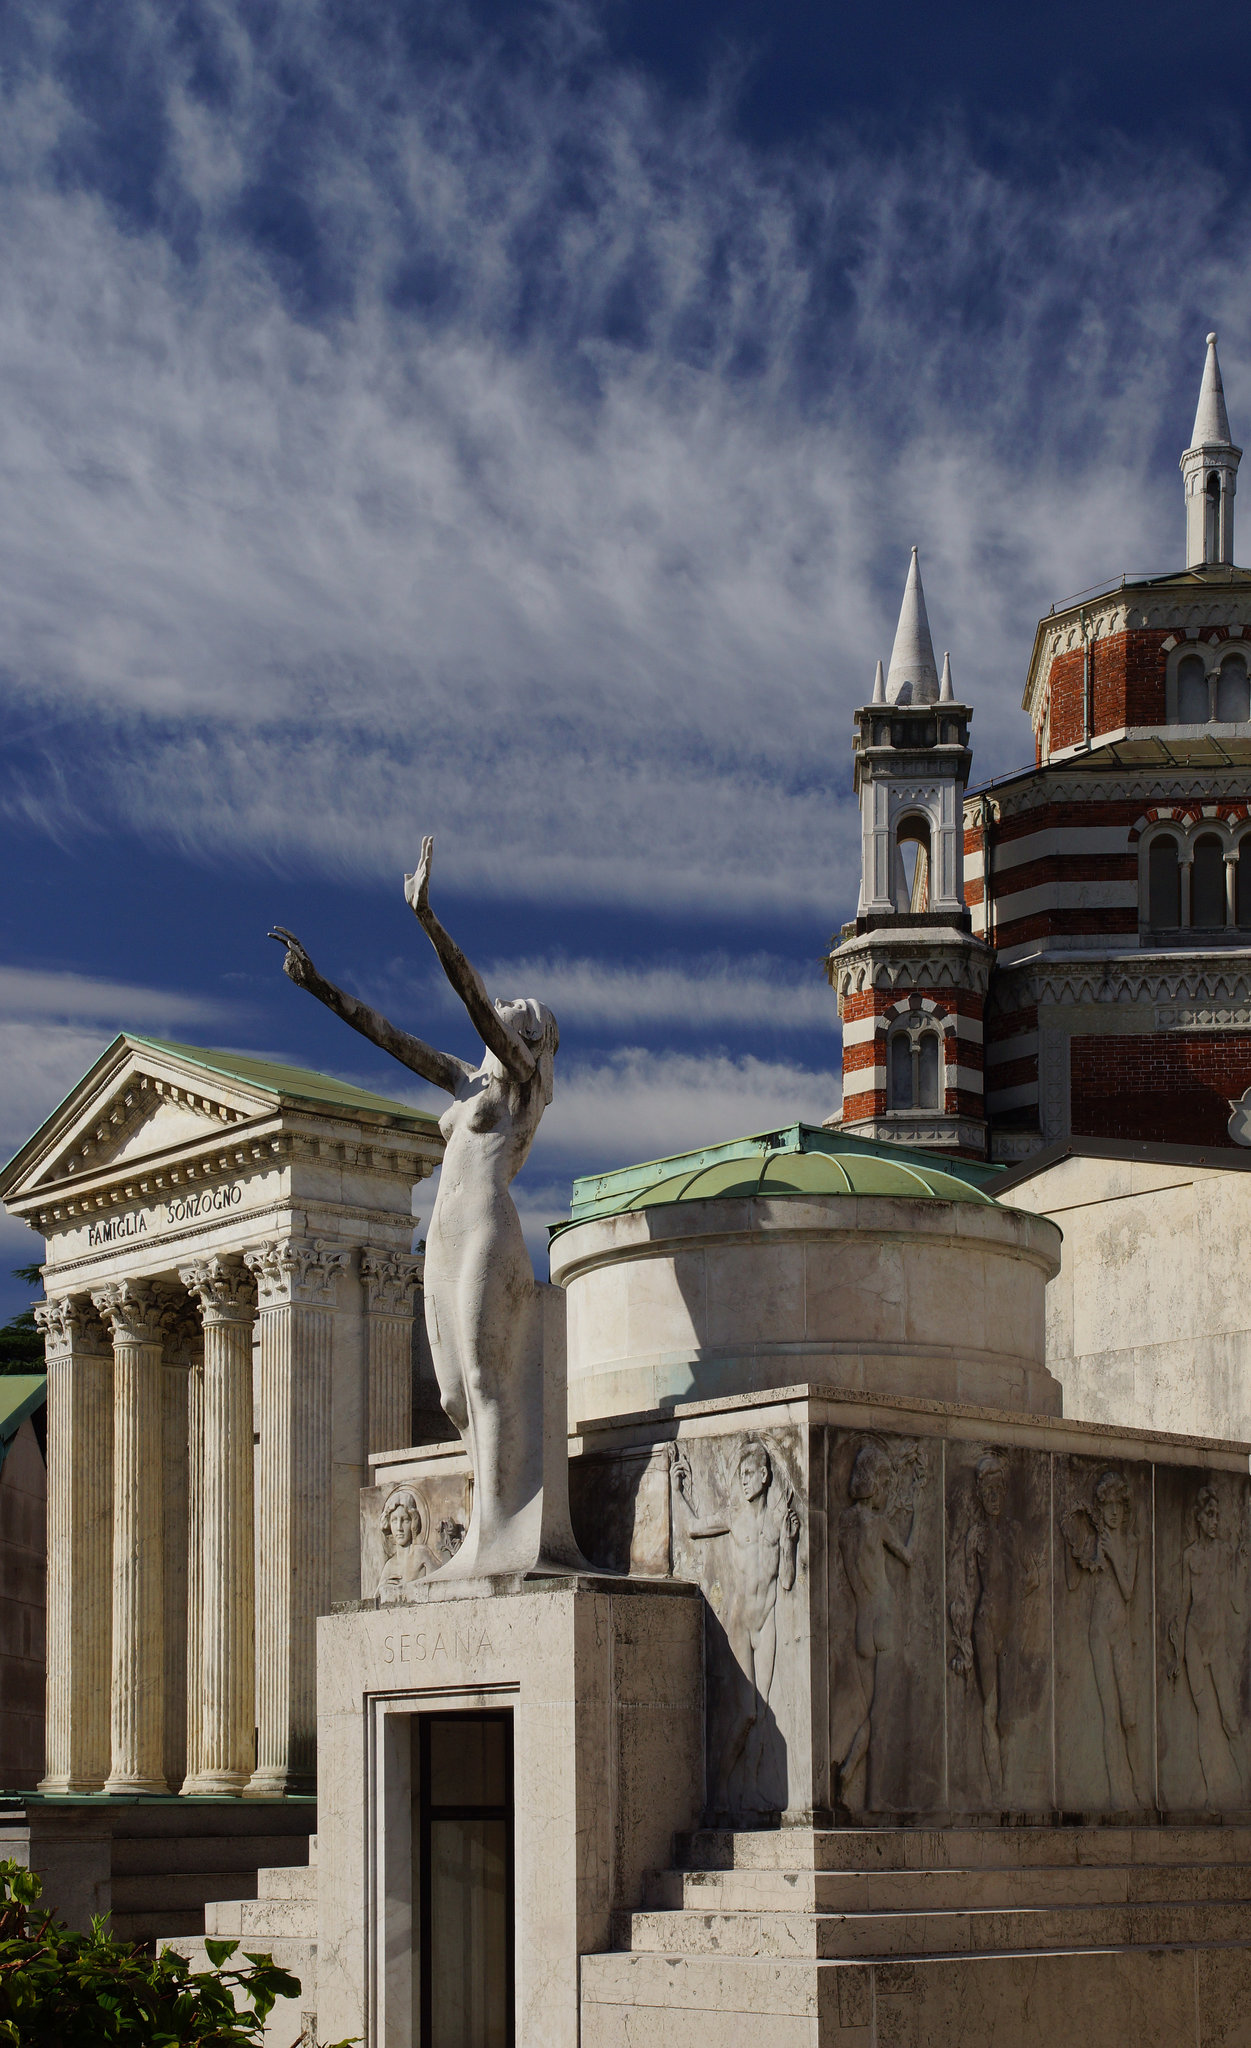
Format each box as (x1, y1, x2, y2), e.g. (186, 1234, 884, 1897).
(0, 1376, 46, 1445)
(128, 1038, 439, 1127)
(557, 1124, 1003, 1232)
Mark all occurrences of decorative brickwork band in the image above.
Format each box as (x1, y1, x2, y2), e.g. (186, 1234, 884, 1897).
(35, 1297, 112, 1794)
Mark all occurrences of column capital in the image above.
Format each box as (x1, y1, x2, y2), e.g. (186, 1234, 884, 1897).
(33, 1295, 107, 1361)
(360, 1247, 423, 1315)
(90, 1279, 177, 1346)
(244, 1237, 351, 1309)
(179, 1255, 257, 1327)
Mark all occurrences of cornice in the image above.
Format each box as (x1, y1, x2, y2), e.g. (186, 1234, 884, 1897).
(994, 950, 1251, 1007)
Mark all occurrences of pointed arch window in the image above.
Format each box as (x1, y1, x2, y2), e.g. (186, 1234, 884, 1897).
(894, 817, 931, 914)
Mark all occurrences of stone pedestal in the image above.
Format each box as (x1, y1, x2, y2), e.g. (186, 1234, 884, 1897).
(34, 1298, 112, 1794)
(93, 1280, 174, 1796)
(245, 1238, 350, 1797)
(315, 1577, 703, 2048)
(180, 1256, 257, 1795)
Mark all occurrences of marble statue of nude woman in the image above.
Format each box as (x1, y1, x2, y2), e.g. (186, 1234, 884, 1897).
(270, 836, 585, 1580)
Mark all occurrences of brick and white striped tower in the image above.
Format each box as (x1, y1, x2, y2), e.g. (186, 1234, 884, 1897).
(827, 551, 991, 1158)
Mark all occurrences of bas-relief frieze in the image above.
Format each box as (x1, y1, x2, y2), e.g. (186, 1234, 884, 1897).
(1056, 1459, 1154, 1811)
(945, 1446, 1050, 1810)
(828, 1432, 942, 1815)
(1158, 1470, 1251, 1811)
(666, 1432, 803, 1823)
(360, 1476, 471, 1602)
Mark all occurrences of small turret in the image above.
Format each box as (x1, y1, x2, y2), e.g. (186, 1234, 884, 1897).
(1181, 333, 1241, 568)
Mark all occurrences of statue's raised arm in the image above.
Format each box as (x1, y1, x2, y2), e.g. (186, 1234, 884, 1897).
(403, 837, 536, 1088)
(268, 834, 581, 1583)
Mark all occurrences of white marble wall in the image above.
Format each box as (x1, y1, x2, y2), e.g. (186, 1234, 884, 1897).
(1003, 1152, 1251, 1440)
(551, 1194, 1063, 1426)
(315, 1581, 703, 2048)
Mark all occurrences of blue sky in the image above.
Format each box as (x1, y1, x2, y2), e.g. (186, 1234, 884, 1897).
(2, 0, 1250, 1312)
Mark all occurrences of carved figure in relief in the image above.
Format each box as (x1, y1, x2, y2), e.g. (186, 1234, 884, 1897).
(948, 1453, 1042, 1798)
(377, 1488, 445, 1598)
(271, 837, 580, 1579)
(1166, 1484, 1246, 1806)
(837, 1437, 927, 1809)
(1062, 1469, 1147, 1809)
(668, 1438, 800, 1812)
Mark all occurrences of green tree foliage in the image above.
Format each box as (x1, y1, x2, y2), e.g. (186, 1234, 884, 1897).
(0, 1860, 355, 2046)
(0, 1270, 44, 1372)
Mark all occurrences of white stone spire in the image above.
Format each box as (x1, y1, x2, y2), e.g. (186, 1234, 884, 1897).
(939, 652, 954, 702)
(1192, 332, 1233, 447)
(885, 547, 940, 704)
(1182, 332, 1242, 567)
(871, 658, 885, 704)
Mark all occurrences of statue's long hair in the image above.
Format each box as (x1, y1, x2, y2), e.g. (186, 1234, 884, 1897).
(509, 998, 559, 1106)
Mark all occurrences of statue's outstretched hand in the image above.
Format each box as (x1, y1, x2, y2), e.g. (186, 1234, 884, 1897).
(269, 927, 318, 989)
(404, 836, 434, 919)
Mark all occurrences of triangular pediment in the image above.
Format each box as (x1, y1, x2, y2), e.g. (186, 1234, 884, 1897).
(0, 1036, 275, 1204)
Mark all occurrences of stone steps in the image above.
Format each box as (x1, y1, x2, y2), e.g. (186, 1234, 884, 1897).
(645, 1858, 1251, 1913)
(581, 1823, 1251, 2045)
(159, 1835, 318, 2048)
(680, 1822, 1251, 1871)
(620, 1896, 1251, 1959)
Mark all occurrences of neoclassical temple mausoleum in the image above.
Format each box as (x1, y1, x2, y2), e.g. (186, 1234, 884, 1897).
(0, 1033, 439, 1823)
(8, 335, 1251, 2046)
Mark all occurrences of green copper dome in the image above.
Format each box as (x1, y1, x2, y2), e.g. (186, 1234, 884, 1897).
(556, 1123, 1002, 1235)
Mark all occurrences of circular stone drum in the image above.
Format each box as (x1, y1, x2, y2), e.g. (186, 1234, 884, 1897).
(549, 1136, 1063, 1426)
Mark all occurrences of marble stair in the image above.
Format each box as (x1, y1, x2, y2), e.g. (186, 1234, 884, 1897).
(580, 1824, 1251, 2046)
(161, 1836, 318, 2048)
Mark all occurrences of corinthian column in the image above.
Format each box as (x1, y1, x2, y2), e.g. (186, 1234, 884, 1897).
(92, 1279, 175, 1795)
(34, 1297, 112, 1793)
(178, 1257, 257, 1795)
(243, 1238, 349, 1797)
(361, 1249, 423, 1454)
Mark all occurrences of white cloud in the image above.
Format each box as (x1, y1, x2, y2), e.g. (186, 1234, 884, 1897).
(0, 9, 1245, 921)
(532, 1046, 840, 1166)
(0, 966, 233, 1027)
(0, 1020, 113, 1164)
(448, 952, 836, 1030)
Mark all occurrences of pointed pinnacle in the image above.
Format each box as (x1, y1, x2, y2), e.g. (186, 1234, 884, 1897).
(885, 546, 940, 705)
(872, 658, 885, 704)
(940, 651, 953, 702)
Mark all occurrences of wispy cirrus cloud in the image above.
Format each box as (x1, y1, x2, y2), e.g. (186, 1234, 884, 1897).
(0, 4, 1247, 917)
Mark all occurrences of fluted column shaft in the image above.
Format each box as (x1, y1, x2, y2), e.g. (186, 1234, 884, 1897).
(179, 1257, 257, 1795)
(93, 1280, 174, 1795)
(184, 1345, 205, 1790)
(34, 1298, 112, 1793)
(361, 1250, 423, 1455)
(244, 1239, 348, 1797)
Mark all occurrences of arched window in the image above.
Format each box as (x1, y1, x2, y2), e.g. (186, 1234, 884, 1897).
(917, 1031, 942, 1111)
(1217, 655, 1250, 723)
(1191, 834, 1226, 928)
(889, 1030, 913, 1108)
(894, 817, 931, 913)
(1148, 836, 1181, 929)
(1206, 472, 1222, 563)
(887, 1024, 943, 1111)
(1238, 843, 1251, 929)
(1177, 654, 1209, 723)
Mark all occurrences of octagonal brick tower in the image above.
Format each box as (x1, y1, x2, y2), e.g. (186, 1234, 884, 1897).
(827, 549, 991, 1159)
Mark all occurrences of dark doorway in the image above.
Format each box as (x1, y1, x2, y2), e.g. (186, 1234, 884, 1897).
(417, 1710, 514, 2048)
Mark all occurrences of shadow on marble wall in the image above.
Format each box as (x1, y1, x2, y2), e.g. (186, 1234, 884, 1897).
(363, 1412, 1251, 1829)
